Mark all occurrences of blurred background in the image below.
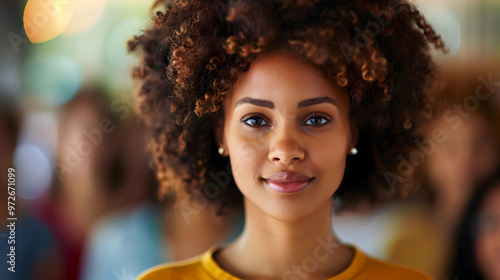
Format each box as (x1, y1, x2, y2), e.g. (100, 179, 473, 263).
(0, 0, 499, 279)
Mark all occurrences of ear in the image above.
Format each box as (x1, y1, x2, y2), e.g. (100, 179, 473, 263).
(348, 119, 359, 151)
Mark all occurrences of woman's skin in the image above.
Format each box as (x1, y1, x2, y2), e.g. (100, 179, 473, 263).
(214, 50, 357, 280)
(475, 184, 500, 280)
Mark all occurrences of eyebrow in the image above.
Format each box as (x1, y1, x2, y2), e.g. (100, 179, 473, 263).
(234, 96, 338, 109)
(298, 96, 338, 108)
(234, 97, 274, 109)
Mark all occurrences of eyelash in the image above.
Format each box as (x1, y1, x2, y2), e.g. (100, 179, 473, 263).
(240, 113, 332, 127)
(240, 114, 270, 127)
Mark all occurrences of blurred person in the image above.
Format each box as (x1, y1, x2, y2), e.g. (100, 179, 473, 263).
(383, 64, 500, 279)
(0, 108, 64, 280)
(79, 115, 244, 280)
(39, 87, 153, 279)
(449, 167, 500, 280)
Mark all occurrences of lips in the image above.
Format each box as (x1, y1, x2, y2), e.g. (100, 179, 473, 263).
(263, 171, 314, 193)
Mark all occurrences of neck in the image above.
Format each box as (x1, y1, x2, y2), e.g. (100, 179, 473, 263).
(218, 198, 351, 279)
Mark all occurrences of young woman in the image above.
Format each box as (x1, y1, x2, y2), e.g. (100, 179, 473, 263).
(128, 0, 447, 279)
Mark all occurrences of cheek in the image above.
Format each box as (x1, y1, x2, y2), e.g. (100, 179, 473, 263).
(475, 224, 500, 275)
(311, 132, 348, 187)
(225, 129, 267, 189)
(475, 235, 489, 258)
(475, 234, 496, 274)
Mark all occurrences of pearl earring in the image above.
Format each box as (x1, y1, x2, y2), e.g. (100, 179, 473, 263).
(350, 147, 358, 155)
(218, 147, 225, 156)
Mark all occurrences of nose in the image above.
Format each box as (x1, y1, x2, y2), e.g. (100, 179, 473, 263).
(267, 126, 305, 165)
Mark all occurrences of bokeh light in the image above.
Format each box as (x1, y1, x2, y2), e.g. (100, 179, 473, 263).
(14, 144, 53, 200)
(13, 111, 58, 200)
(23, 0, 74, 43)
(24, 54, 82, 107)
(23, 0, 107, 44)
(61, 0, 107, 36)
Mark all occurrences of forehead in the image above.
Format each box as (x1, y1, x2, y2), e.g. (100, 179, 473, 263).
(228, 51, 349, 105)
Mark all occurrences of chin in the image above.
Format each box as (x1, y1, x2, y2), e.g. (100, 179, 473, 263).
(259, 197, 327, 222)
(240, 178, 338, 222)
(273, 209, 312, 222)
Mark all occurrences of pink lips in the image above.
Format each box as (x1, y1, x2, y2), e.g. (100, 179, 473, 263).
(264, 171, 314, 193)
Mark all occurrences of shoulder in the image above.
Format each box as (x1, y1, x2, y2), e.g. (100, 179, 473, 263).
(136, 250, 211, 280)
(361, 253, 433, 280)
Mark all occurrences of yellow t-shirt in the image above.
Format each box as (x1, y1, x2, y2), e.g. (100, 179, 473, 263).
(136, 244, 433, 280)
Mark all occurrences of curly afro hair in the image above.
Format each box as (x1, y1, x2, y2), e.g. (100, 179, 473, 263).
(128, 0, 447, 215)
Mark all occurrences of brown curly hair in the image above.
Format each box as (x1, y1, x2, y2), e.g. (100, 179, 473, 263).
(127, 0, 447, 214)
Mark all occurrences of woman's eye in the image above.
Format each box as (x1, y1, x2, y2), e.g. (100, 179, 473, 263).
(241, 116, 269, 127)
(304, 116, 330, 126)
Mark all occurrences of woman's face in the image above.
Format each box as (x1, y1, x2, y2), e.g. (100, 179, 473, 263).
(421, 112, 498, 204)
(475, 184, 500, 280)
(217, 51, 354, 221)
